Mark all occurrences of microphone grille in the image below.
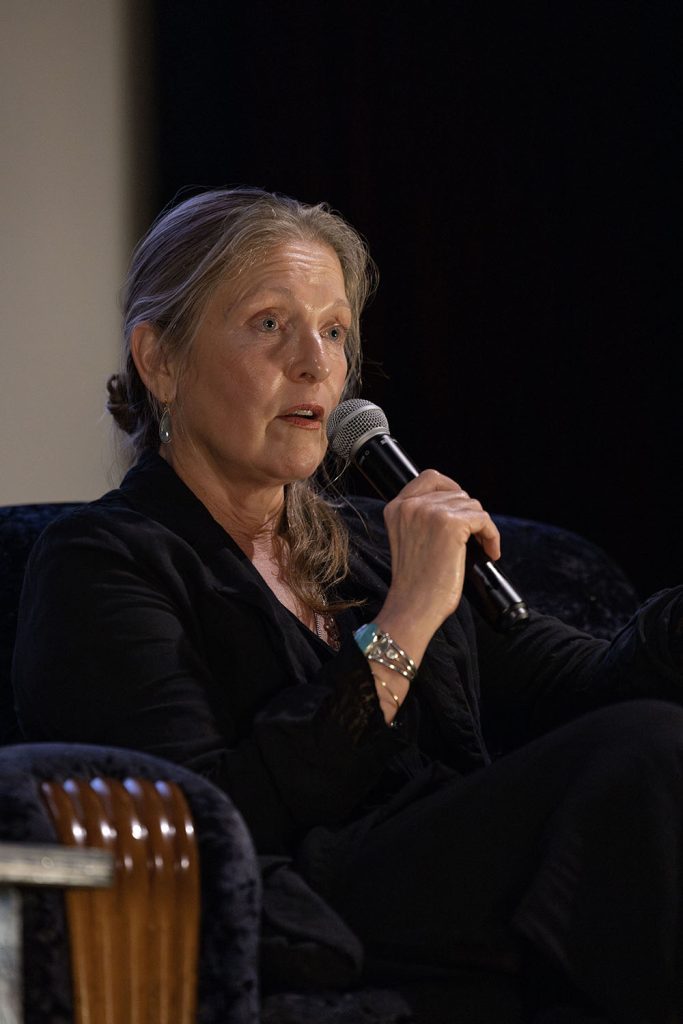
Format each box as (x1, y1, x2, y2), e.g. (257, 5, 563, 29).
(326, 399, 389, 459)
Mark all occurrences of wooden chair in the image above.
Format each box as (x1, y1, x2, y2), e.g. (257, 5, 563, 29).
(41, 777, 200, 1024)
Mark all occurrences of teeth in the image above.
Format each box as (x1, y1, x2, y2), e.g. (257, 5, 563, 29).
(291, 409, 315, 417)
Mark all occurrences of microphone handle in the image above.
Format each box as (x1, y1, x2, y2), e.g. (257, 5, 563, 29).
(353, 434, 529, 632)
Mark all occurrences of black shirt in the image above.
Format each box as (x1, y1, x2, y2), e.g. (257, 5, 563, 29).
(12, 453, 683, 852)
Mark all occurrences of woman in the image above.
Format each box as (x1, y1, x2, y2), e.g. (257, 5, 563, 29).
(12, 188, 683, 1023)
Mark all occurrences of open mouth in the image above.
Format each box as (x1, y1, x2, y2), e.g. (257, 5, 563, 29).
(278, 405, 324, 426)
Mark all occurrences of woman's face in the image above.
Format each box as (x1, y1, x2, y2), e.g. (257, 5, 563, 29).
(170, 239, 351, 492)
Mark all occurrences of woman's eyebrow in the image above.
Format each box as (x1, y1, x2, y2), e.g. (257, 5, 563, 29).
(236, 285, 352, 310)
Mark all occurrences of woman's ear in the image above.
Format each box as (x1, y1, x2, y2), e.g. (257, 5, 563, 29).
(130, 323, 177, 403)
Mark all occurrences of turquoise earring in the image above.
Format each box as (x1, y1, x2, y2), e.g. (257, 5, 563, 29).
(159, 405, 172, 445)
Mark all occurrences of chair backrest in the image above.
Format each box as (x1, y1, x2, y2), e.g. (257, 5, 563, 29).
(491, 514, 640, 638)
(1, 503, 641, 745)
(0, 503, 82, 743)
(41, 776, 200, 1024)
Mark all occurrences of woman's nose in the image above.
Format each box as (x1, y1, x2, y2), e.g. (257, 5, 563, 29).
(287, 328, 331, 382)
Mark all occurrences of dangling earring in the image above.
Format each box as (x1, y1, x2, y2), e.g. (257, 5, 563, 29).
(159, 404, 172, 445)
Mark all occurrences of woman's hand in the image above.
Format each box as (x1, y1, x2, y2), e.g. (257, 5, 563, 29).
(374, 470, 500, 673)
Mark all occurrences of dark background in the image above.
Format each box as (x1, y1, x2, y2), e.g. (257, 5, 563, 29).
(149, 1, 681, 598)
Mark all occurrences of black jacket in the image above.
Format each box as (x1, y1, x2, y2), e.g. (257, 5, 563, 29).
(12, 453, 683, 853)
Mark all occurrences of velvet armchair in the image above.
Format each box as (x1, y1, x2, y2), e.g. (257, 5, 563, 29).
(0, 500, 640, 1023)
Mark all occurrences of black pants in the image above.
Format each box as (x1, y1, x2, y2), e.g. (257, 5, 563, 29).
(298, 700, 683, 1023)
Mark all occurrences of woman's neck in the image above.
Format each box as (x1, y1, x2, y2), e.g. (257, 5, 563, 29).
(160, 445, 284, 558)
(159, 445, 331, 640)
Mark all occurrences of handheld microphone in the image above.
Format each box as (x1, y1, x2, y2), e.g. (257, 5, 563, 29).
(327, 399, 529, 632)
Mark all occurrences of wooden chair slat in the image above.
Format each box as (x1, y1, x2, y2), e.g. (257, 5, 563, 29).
(41, 777, 200, 1024)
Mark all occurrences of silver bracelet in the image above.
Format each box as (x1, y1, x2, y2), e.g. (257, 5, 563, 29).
(353, 623, 417, 682)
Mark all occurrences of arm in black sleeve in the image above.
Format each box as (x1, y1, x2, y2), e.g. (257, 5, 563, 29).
(477, 587, 683, 747)
(12, 509, 409, 852)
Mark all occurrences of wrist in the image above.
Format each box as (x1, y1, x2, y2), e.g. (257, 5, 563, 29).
(372, 608, 433, 669)
(353, 624, 411, 726)
(353, 622, 417, 682)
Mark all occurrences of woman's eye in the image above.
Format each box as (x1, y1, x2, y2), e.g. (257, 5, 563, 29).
(260, 316, 279, 332)
(326, 325, 348, 343)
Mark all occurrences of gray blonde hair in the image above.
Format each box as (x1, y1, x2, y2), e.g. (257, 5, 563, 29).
(107, 187, 377, 610)
(108, 187, 376, 451)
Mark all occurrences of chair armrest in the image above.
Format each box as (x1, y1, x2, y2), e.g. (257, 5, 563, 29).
(0, 742, 261, 1024)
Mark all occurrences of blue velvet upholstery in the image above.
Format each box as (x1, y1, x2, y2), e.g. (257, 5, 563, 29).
(492, 515, 640, 638)
(0, 502, 641, 1023)
(0, 503, 81, 743)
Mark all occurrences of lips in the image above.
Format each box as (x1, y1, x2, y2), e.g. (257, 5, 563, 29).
(277, 403, 324, 427)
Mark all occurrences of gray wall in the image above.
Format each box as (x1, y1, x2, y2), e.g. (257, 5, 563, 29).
(0, 1, 153, 504)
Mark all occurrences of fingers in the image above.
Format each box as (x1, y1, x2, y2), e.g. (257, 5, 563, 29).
(471, 512, 501, 563)
(394, 468, 465, 497)
(377, 469, 502, 649)
(384, 470, 501, 561)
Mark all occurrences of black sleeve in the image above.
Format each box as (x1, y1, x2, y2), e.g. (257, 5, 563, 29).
(478, 587, 683, 746)
(12, 510, 410, 852)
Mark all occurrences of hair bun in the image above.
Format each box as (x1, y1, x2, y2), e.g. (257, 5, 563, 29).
(106, 373, 138, 435)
